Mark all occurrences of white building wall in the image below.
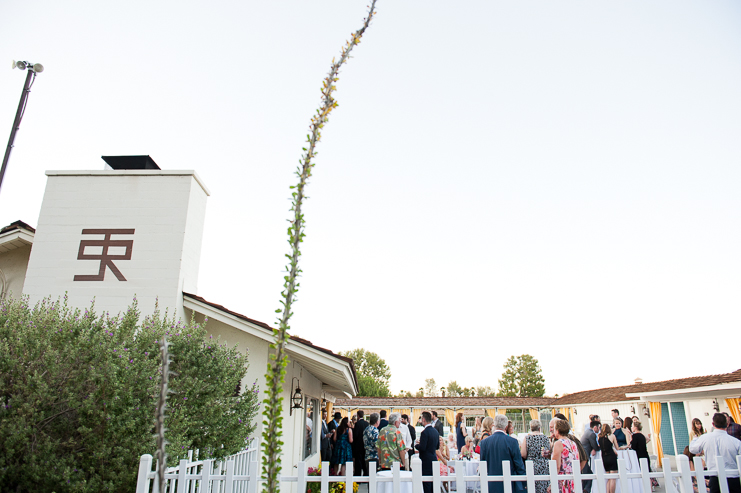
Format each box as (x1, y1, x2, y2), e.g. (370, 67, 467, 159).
(0, 244, 31, 298)
(23, 170, 208, 320)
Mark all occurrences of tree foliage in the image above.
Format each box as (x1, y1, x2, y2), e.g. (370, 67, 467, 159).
(445, 381, 463, 397)
(0, 296, 259, 493)
(261, 4, 377, 492)
(424, 378, 438, 397)
(475, 385, 497, 397)
(497, 354, 546, 397)
(339, 348, 391, 397)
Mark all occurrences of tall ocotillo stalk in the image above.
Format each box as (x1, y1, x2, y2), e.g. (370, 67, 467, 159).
(155, 336, 173, 493)
(261, 2, 378, 492)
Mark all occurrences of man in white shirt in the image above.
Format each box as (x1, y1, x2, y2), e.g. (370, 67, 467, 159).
(397, 412, 413, 470)
(689, 413, 741, 493)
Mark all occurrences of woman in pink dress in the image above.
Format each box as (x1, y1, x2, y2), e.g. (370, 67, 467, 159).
(550, 419, 579, 493)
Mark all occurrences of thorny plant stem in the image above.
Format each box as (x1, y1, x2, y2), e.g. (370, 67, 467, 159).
(260, 2, 378, 493)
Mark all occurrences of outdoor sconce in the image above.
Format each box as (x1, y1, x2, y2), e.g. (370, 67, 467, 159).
(712, 399, 720, 412)
(643, 408, 650, 418)
(573, 409, 577, 415)
(630, 405, 635, 415)
(290, 377, 303, 416)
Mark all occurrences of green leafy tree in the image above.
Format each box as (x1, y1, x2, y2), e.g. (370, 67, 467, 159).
(497, 354, 546, 397)
(260, 4, 377, 493)
(445, 381, 463, 397)
(475, 385, 497, 397)
(424, 378, 438, 397)
(340, 348, 391, 397)
(0, 296, 259, 493)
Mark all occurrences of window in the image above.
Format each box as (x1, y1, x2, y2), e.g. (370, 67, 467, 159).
(303, 397, 319, 460)
(660, 401, 690, 456)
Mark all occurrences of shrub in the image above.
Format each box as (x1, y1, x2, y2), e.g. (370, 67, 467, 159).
(0, 295, 259, 492)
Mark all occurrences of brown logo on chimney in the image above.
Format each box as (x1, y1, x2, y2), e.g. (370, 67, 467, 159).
(73, 229, 135, 281)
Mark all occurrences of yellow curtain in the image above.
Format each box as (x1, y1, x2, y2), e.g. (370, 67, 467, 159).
(559, 408, 566, 417)
(486, 409, 497, 419)
(350, 409, 358, 418)
(445, 409, 456, 429)
(649, 402, 664, 468)
(395, 408, 411, 419)
(725, 399, 741, 425)
(412, 409, 423, 426)
(529, 409, 539, 420)
(498, 409, 507, 415)
(326, 402, 333, 423)
(551, 409, 556, 418)
(339, 408, 348, 419)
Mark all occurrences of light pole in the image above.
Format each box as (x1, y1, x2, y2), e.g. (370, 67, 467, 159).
(0, 60, 44, 195)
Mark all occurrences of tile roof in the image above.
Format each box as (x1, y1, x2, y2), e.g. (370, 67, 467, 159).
(334, 396, 554, 408)
(0, 220, 35, 234)
(551, 369, 741, 405)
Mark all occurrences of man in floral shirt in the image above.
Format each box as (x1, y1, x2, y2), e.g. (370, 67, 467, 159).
(363, 412, 380, 473)
(376, 412, 407, 470)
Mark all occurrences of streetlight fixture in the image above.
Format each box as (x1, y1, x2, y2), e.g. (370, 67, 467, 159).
(0, 60, 44, 195)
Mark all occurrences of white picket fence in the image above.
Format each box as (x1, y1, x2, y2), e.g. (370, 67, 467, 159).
(136, 454, 741, 493)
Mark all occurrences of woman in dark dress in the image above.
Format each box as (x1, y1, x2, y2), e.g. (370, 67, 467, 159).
(331, 417, 353, 475)
(598, 424, 619, 493)
(631, 422, 659, 491)
(613, 418, 630, 449)
(455, 412, 467, 453)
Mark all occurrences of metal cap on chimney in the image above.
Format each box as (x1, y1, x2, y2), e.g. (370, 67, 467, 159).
(102, 155, 161, 170)
(634, 377, 643, 385)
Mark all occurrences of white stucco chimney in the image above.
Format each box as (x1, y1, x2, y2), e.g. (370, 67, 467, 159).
(23, 156, 209, 320)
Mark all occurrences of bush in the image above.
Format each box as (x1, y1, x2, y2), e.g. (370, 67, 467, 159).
(0, 295, 259, 492)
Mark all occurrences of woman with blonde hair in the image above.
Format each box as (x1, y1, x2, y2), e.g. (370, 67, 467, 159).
(598, 424, 619, 493)
(437, 435, 452, 490)
(475, 417, 494, 454)
(455, 412, 467, 453)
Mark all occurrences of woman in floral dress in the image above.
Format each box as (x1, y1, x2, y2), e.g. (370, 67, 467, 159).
(520, 419, 550, 493)
(551, 419, 579, 493)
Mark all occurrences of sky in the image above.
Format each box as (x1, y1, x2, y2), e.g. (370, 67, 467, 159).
(1, 1, 740, 397)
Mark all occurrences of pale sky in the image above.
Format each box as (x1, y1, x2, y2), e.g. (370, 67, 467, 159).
(1, 1, 740, 397)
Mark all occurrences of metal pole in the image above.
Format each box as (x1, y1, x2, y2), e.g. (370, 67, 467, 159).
(0, 68, 36, 195)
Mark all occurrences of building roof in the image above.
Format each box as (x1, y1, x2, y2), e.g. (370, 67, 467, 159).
(182, 292, 358, 397)
(334, 396, 554, 408)
(0, 220, 35, 253)
(551, 369, 741, 405)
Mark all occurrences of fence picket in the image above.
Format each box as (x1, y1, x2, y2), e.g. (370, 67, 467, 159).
(548, 459, 559, 493)
(572, 457, 583, 493)
(411, 457, 423, 493)
(346, 460, 354, 493)
(479, 459, 490, 493)
(224, 460, 235, 493)
(717, 460, 729, 493)
(431, 457, 441, 493)
(321, 461, 330, 493)
(297, 461, 307, 493)
(676, 455, 693, 493)
(694, 457, 707, 493)
(617, 458, 628, 493)
(594, 459, 605, 493)
(201, 460, 213, 493)
(137, 455, 153, 493)
(368, 459, 377, 493)
(392, 461, 401, 493)
(525, 459, 535, 493)
(177, 459, 188, 493)
(247, 458, 259, 493)
(661, 457, 675, 493)
(638, 458, 651, 493)
(455, 460, 466, 493)
(502, 460, 512, 493)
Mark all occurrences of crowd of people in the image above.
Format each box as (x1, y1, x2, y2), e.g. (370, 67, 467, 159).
(318, 407, 741, 493)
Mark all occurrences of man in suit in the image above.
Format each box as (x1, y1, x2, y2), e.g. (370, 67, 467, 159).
(580, 420, 601, 493)
(431, 411, 444, 439)
(321, 409, 331, 462)
(379, 410, 389, 430)
(353, 410, 370, 475)
(415, 411, 439, 493)
(402, 414, 417, 468)
(478, 414, 526, 493)
(327, 412, 341, 469)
